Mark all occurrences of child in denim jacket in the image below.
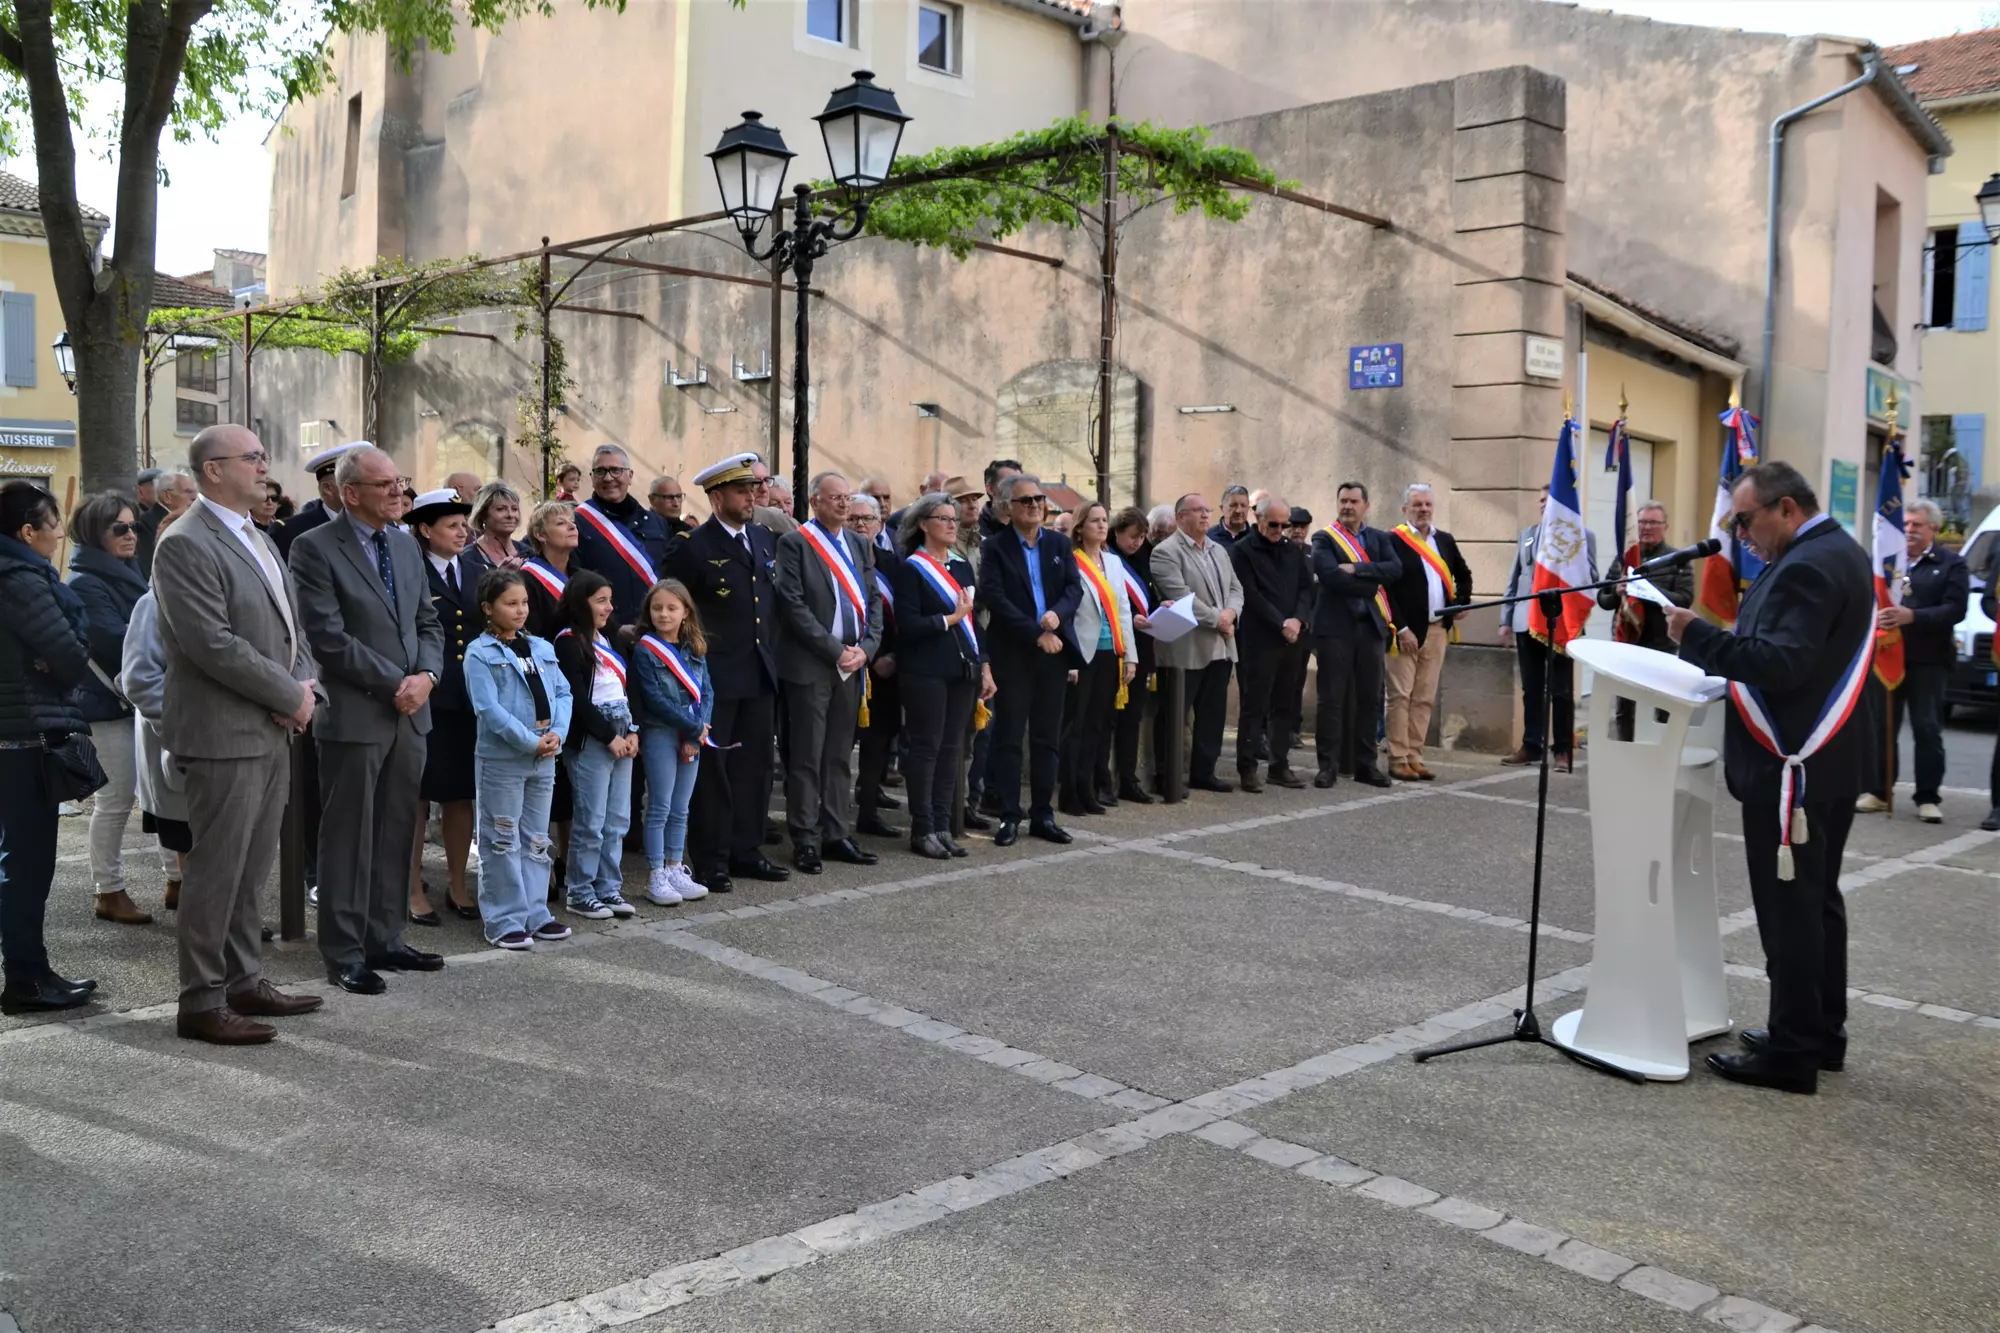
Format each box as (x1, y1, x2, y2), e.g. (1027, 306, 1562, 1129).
(630, 578, 713, 904)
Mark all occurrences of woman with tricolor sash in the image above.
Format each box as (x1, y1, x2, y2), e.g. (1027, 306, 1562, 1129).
(553, 572, 641, 921)
(521, 499, 583, 898)
(630, 578, 714, 903)
(893, 494, 995, 860)
(1061, 501, 1138, 817)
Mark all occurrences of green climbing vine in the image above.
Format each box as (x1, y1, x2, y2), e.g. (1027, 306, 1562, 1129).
(509, 265, 578, 493)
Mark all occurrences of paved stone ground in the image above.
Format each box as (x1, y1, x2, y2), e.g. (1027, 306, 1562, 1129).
(0, 722, 1993, 1333)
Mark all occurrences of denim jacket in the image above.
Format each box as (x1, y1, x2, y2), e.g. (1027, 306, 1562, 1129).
(630, 638, 713, 744)
(463, 631, 572, 759)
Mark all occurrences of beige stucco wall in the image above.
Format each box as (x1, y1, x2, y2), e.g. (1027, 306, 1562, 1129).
(0, 233, 84, 505)
(1580, 338, 1707, 550)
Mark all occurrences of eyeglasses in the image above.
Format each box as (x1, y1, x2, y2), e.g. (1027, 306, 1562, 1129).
(1011, 495, 1046, 507)
(211, 451, 269, 467)
(652, 491, 683, 503)
(926, 513, 960, 525)
(1260, 519, 1284, 530)
(591, 466, 631, 479)
(108, 522, 137, 537)
(1730, 500, 1779, 533)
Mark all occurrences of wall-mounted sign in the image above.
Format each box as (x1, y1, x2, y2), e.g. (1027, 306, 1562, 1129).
(1524, 336, 1565, 381)
(1349, 343, 1402, 390)
(1828, 459, 1859, 535)
(1865, 366, 1909, 426)
(0, 418, 77, 450)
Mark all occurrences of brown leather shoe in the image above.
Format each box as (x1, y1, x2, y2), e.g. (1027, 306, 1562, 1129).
(163, 879, 180, 911)
(1499, 747, 1538, 766)
(1411, 763, 1437, 782)
(177, 1009, 277, 1045)
(225, 981, 325, 1018)
(94, 890, 154, 925)
(1389, 762, 1423, 782)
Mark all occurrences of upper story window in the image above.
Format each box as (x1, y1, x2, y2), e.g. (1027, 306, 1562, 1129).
(918, 2, 960, 74)
(807, 0, 852, 45)
(176, 348, 219, 394)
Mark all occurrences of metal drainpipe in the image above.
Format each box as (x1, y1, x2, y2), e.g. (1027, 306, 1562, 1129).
(1760, 51, 1883, 430)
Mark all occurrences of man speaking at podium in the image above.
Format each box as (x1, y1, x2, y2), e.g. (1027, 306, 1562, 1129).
(1665, 462, 1873, 1095)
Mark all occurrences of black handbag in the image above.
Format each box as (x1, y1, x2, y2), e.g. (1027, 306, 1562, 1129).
(43, 730, 108, 802)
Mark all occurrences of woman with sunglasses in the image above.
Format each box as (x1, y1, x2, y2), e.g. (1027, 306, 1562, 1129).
(67, 492, 155, 926)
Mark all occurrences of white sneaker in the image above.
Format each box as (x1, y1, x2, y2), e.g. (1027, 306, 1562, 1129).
(1917, 802, 1943, 824)
(644, 867, 683, 906)
(1854, 793, 1889, 814)
(669, 864, 708, 901)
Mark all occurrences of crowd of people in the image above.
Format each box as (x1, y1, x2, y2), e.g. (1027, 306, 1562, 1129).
(1, 422, 1992, 1063)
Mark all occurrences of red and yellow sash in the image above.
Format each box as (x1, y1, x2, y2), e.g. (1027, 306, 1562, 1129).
(1323, 524, 1396, 645)
(1075, 549, 1129, 709)
(1393, 524, 1464, 646)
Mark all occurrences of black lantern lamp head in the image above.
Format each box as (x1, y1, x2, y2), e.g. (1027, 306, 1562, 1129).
(1978, 172, 2000, 240)
(51, 330, 76, 393)
(815, 71, 910, 192)
(709, 110, 796, 242)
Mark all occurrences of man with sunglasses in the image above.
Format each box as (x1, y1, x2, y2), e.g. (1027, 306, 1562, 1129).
(573, 444, 673, 624)
(1229, 495, 1312, 790)
(1666, 461, 1873, 1095)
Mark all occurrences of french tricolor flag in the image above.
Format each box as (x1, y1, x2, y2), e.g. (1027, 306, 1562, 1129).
(1528, 416, 1595, 652)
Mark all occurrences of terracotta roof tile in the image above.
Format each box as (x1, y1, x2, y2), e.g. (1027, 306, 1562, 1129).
(1568, 271, 1741, 361)
(1884, 30, 2000, 103)
(151, 272, 236, 311)
(0, 168, 108, 222)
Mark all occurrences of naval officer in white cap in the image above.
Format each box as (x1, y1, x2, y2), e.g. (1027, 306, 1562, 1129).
(273, 439, 366, 560)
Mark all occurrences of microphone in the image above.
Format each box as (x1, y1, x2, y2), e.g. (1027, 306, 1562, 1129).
(1632, 538, 1721, 575)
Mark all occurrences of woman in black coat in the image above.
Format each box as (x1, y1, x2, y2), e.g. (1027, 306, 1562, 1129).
(68, 491, 155, 926)
(0, 481, 98, 1014)
(892, 493, 995, 860)
(1106, 507, 1160, 805)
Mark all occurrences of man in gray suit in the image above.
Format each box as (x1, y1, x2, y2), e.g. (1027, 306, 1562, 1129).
(289, 444, 446, 994)
(152, 425, 326, 1045)
(774, 471, 884, 875)
(1151, 493, 1247, 792)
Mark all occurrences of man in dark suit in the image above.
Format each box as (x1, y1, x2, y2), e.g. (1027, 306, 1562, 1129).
(773, 472, 884, 874)
(272, 442, 360, 560)
(1595, 499, 1693, 741)
(1669, 461, 1874, 1095)
(1859, 498, 1969, 823)
(575, 443, 673, 624)
(1229, 494, 1312, 790)
(667, 452, 788, 893)
(977, 472, 1081, 847)
(647, 474, 694, 538)
(850, 494, 904, 838)
(1310, 482, 1402, 789)
(1384, 483, 1474, 781)
(289, 444, 446, 995)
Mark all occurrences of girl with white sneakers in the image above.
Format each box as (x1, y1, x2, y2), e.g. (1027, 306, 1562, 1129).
(631, 579, 712, 905)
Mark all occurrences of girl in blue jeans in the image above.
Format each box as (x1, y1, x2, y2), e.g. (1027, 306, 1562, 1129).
(463, 569, 574, 950)
(553, 571, 639, 921)
(631, 578, 712, 905)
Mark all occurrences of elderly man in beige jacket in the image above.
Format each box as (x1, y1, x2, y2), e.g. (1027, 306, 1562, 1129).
(1149, 493, 1246, 792)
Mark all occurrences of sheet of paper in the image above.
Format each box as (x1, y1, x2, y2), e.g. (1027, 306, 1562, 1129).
(1144, 593, 1200, 644)
(1623, 572, 1676, 609)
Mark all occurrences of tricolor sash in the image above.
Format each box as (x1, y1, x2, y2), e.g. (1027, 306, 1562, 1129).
(1323, 524, 1396, 642)
(1120, 566, 1152, 615)
(639, 633, 702, 705)
(1727, 628, 1872, 881)
(555, 628, 627, 686)
(576, 501, 657, 584)
(911, 550, 979, 658)
(521, 557, 567, 600)
(801, 520, 868, 628)
(1076, 550, 1130, 709)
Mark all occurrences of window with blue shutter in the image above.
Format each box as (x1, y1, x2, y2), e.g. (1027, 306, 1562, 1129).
(1953, 220, 1989, 332)
(1, 292, 35, 387)
(1953, 413, 1986, 496)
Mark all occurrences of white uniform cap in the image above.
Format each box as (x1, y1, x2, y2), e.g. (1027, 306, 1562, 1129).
(692, 451, 763, 491)
(305, 440, 370, 476)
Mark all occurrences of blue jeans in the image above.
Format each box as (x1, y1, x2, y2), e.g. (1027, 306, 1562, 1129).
(475, 751, 556, 942)
(641, 727, 701, 867)
(567, 704, 635, 904)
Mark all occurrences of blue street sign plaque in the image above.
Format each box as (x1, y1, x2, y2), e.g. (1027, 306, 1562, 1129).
(1349, 343, 1403, 390)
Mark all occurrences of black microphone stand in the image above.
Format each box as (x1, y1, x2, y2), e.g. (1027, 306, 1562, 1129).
(1410, 566, 1684, 1085)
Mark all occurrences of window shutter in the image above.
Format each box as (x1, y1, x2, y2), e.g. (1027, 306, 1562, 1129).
(1952, 413, 1985, 495)
(1954, 221, 1989, 332)
(1922, 235, 1936, 326)
(1, 293, 35, 387)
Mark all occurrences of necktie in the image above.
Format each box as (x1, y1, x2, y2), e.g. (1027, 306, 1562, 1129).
(373, 530, 397, 612)
(740, 530, 752, 557)
(446, 561, 460, 600)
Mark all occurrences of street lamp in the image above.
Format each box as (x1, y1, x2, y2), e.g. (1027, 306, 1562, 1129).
(1978, 172, 2000, 238)
(50, 330, 75, 394)
(710, 71, 910, 517)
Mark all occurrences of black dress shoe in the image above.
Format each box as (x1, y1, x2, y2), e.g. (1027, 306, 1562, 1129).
(876, 791, 903, 810)
(909, 834, 952, 860)
(1267, 768, 1307, 789)
(793, 847, 824, 876)
(1029, 818, 1073, 845)
(408, 906, 442, 928)
(1237, 769, 1264, 793)
(368, 945, 445, 972)
(1117, 782, 1156, 806)
(448, 896, 481, 920)
(994, 820, 1021, 848)
(44, 971, 97, 994)
(1313, 768, 1338, 789)
(731, 855, 792, 882)
(699, 869, 735, 894)
(937, 832, 970, 858)
(1189, 775, 1235, 793)
(1739, 1026, 1845, 1072)
(1058, 795, 1088, 818)
(856, 815, 904, 839)
(1705, 1050, 1816, 1094)
(327, 964, 387, 995)
(825, 838, 878, 866)
(1353, 768, 1393, 789)
(1, 976, 94, 1014)
(1079, 791, 1107, 814)
(962, 808, 995, 832)
(1096, 788, 1119, 808)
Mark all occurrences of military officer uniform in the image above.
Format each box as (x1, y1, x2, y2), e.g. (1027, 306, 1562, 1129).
(408, 489, 479, 807)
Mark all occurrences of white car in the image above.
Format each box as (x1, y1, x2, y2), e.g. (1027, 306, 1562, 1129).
(1947, 505, 1997, 719)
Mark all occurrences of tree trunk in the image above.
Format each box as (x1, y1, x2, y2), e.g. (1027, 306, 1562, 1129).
(75, 296, 144, 491)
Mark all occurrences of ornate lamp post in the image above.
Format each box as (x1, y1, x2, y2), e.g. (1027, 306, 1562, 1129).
(710, 71, 910, 517)
(50, 330, 76, 394)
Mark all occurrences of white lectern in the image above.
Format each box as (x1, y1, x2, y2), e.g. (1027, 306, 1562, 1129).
(1554, 640, 1732, 1081)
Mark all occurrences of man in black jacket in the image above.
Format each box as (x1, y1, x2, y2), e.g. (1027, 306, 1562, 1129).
(1594, 499, 1694, 741)
(1858, 498, 1968, 823)
(1310, 482, 1402, 789)
(575, 444, 673, 625)
(1384, 483, 1474, 781)
(1229, 495, 1312, 790)
(1669, 461, 1874, 1094)
(666, 452, 789, 893)
(272, 442, 359, 559)
(977, 472, 1081, 847)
